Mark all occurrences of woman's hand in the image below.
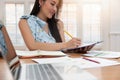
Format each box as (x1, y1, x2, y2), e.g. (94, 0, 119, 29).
(65, 37, 81, 49)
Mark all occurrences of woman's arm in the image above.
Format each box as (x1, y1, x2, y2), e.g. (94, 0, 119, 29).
(19, 19, 81, 51)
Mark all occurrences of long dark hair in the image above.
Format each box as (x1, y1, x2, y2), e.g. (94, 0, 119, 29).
(30, 0, 63, 42)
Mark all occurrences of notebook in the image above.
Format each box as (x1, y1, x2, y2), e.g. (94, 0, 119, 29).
(16, 50, 67, 58)
(0, 25, 98, 80)
(62, 41, 103, 53)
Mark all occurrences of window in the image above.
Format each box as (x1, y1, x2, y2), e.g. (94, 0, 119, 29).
(60, 2, 101, 44)
(30, 3, 34, 11)
(82, 3, 101, 43)
(60, 3, 77, 41)
(5, 3, 24, 46)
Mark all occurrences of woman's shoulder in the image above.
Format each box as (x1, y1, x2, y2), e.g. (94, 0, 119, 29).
(20, 15, 37, 20)
(19, 15, 46, 28)
(19, 15, 33, 27)
(20, 15, 31, 19)
(20, 15, 39, 24)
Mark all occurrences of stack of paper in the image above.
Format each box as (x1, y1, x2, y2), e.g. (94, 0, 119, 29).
(16, 50, 67, 57)
(84, 50, 120, 58)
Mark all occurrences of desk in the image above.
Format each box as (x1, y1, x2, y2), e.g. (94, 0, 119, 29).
(0, 53, 120, 80)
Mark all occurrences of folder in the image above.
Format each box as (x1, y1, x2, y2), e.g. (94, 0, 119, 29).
(62, 41, 103, 53)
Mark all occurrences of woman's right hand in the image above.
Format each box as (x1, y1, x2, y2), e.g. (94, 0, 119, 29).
(65, 37, 81, 49)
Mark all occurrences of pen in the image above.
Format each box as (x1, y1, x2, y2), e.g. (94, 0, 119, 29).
(64, 30, 73, 38)
(82, 57, 100, 64)
(96, 41, 103, 44)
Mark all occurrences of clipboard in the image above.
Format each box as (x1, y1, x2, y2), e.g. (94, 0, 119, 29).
(62, 41, 103, 53)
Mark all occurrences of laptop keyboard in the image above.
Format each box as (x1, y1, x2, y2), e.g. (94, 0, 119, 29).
(25, 64, 63, 80)
(11, 65, 21, 80)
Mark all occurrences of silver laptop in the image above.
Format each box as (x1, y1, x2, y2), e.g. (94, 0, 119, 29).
(0, 24, 98, 80)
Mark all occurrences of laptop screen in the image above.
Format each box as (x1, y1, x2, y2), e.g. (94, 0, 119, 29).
(0, 49, 2, 57)
(0, 25, 20, 68)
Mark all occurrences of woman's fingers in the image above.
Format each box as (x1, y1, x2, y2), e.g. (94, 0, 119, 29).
(67, 38, 81, 48)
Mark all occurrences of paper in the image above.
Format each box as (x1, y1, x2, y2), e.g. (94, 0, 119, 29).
(32, 56, 120, 69)
(84, 50, 120, 58)
(16, 50, 67, 57)
(62, 41, 103, 53)
(71, 57, 120, 69)
(32, 56, 72, 64)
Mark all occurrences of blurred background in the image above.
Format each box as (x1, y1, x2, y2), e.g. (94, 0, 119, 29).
(0, 0, 120, 51)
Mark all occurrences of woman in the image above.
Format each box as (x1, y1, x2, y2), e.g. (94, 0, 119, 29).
(19, 0, 81, 51)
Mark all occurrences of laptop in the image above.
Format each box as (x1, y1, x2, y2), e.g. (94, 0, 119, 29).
(0, 24, 98, 80)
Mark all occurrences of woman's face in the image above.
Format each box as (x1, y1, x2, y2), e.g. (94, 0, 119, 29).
(40, 0, 59, 19)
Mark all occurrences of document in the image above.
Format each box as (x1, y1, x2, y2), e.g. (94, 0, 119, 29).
(32, 56, 72, 64)
(16, 50, 67, 57)
(33, 56, 120, 69)
(84, 50, 120, 58)
(62, 41, 103, 53)
(71, 57, 120, 69)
